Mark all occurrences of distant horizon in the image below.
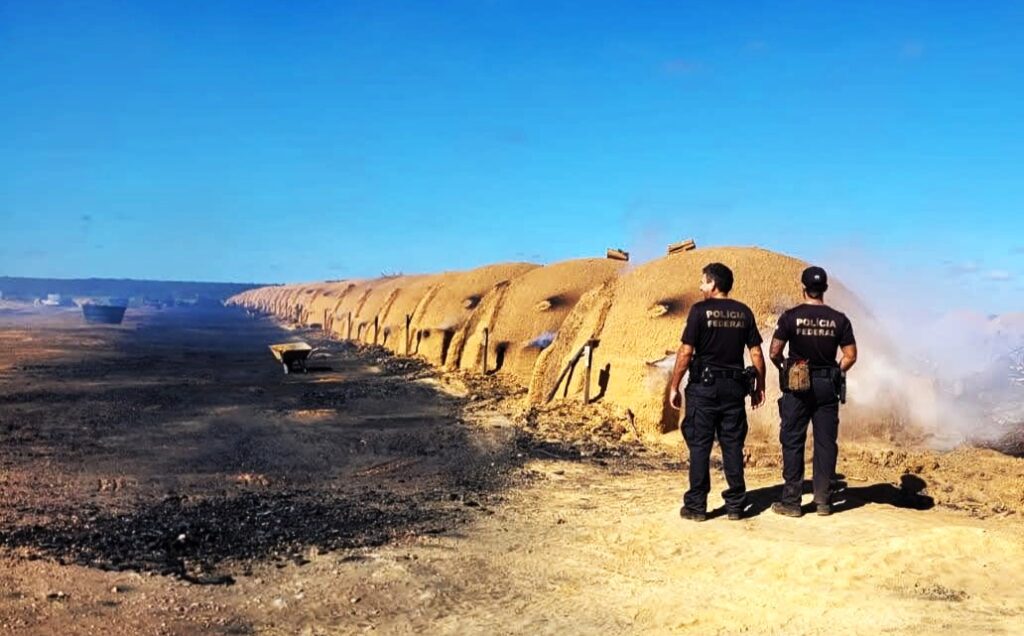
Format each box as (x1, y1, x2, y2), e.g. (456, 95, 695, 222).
(5, 237, 1024, 319)
(0, 274, 272, 287)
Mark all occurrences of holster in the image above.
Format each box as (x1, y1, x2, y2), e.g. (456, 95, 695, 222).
(700, 364, 715, 386)
(743, 366, 758, 398)
(832, 368, 847, 404)
(690, 357, 714, 386)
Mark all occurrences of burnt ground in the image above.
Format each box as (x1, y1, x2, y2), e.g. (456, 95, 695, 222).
(0, 306, 522, 586)
(1, 303, 1022, 635)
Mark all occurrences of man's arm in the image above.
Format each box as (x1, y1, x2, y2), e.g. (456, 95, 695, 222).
(839, 344, 857, 372)
(668, 343, 695, 410)
(769, 337, 786, 370)
(748, 344, 767, 409)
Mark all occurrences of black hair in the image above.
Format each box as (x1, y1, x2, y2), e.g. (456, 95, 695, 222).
(805, 288, 825, 300)
(702, 262, 734, 294)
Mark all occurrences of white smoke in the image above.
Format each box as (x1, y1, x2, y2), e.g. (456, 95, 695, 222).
(644, 353, 676, 395)
(526, 331, 557, 349)
(824, 248, 1024, 449)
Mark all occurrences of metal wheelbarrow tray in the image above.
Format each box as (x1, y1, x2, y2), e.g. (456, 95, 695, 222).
(269, 342, 314, 374)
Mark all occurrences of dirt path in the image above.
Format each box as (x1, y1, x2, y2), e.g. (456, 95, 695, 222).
(374, 454, 1023, 635)
(0, 305, 1021, 634)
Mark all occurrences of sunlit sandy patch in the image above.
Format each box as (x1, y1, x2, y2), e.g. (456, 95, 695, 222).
(307, 376, 345, 384)
(289, 409, 337, 422)
(233, 472, 271, 486)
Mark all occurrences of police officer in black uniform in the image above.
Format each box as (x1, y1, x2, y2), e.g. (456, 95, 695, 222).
(770, 266, 858, 517)
(669, 263, 767, 522)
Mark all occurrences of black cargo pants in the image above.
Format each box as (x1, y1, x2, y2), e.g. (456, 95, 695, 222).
(778, 377, 840, 507)
(680, 379, 749, 515)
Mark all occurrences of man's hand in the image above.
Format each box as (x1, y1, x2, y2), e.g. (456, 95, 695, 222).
(670, 385, 682, 410)
(750, 388, 765, 409)
(748, 344, 768, 410)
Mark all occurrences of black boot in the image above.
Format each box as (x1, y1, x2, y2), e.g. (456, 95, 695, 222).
(771, 502, 803, 518)
(679, 507, 707, 522)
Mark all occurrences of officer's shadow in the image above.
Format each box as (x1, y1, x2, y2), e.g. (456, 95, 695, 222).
(731, 474, 935, 518)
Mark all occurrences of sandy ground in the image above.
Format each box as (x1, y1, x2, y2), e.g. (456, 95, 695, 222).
(0, 304, 1021, 635)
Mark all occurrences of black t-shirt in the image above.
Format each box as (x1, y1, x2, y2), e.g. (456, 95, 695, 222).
(773, 304, 856, 367)
(681, 298, 762, 368)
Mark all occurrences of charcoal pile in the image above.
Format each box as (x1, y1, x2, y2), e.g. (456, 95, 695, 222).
(512, 402, 652, 462)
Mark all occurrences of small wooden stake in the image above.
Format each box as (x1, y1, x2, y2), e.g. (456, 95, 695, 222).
(405, 314, 412, 354)
(583, 343, 594, 404)
(545, 339, 599, 403)
(482, 327, 489, 374)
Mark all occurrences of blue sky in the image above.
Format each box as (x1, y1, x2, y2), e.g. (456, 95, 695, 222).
(1, 1, 1022, 311)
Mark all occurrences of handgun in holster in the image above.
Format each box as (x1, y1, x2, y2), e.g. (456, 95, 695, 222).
(832, 368, 847, 404)
(688, 357, 710, 386)
(743, 366, 758, 398)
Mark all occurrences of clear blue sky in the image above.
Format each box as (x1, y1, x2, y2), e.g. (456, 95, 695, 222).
(1, 1, 1022, 311)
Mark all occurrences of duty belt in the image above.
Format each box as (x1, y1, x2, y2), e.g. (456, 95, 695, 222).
(810, 368, 837, 378)
(706, 369, 747, 380)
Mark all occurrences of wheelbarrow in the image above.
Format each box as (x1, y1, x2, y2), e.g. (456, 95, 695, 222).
(269, 341, 314, 374)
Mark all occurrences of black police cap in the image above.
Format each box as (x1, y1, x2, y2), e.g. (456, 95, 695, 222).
(801, 266, 828, 292)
